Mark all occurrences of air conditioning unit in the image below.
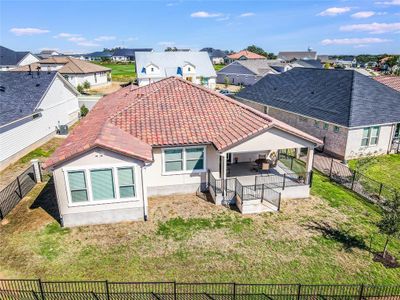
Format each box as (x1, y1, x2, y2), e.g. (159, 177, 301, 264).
(58, 125, 69, 135)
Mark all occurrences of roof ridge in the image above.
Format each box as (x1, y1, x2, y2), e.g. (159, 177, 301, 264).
(347, 70, 356, 127)
(69, 57, 86, 73)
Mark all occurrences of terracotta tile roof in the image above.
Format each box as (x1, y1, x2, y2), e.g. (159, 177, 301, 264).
(13, 56, 111, 74)
(227, 50, 266, 60)
(44, 77, 322, 168)
(373, 76, 400, 93)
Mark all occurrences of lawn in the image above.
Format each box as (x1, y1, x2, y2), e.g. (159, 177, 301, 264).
(214, 64, 225, 71)
(0, 171, 399, 283)
(93, 62, 136, 82)
(348, 154, 400, 191)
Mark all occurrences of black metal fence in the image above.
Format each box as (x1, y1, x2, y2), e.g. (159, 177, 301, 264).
(312, 155, 399, 204)
(1, 280, 399, 300)
(0, 164, 38, 220)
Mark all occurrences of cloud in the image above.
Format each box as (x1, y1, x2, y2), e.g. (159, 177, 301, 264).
(76, 41, 100, 47)
(239, 12, 255, 17)
(54, 32, 100, 47)
(158, 41, 175, 47)
(375, 0, 400, 5)
(10, 27, 49, 36)
(351, 11, 375, 18)
(321, 37, 390, 45)
(54, 33, 81, 38)
(68, 37, 86, 43)
(340, 22, 400, 33)
(190, 11, 222, 18)
(317, 7, 351, 16)
(94, 35, 116, 41)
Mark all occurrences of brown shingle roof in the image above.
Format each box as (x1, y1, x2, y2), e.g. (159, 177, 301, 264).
(44, 77, 321, 168)
(227, 50, 266, 60)
(373, 76, 400, 93)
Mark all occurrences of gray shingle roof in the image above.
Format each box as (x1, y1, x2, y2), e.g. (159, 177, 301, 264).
(278, 51, 317, 61)
(0, 46, 30, 66)
(237, 68, 400, 128)
(200, 48, 227, 59)
(112, 48, 153, 58)
(219, 60, 278, 76)
(0, 71, 57, 126)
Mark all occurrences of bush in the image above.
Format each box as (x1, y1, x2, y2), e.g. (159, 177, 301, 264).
(76, 84, 84, 93)
(80, 104, 89, 117)
(83, 81, 91, 89)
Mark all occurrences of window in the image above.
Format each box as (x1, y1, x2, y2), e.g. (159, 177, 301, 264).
(333, 126, 340, 133)
(361, 126, 380, 146)
(68, 171, 88, 203)
(263, 106, 268, 114)
(314, 120, 320, 128)
(323, 123, 329, 130)
(90, 169, 115, 200)
(118, 168, 136, 198)
(163, 147, 205, 173)
(188, 67, 191, 72)
(151, 67, 154, 72)
(164, 149, 184, 172)
(299, 116, 308, 123)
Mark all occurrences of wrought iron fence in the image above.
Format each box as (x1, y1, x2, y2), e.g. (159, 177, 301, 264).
(1, 280, 399, 300)
(0, 164, 38, 220)
(254, 172, 311, 189)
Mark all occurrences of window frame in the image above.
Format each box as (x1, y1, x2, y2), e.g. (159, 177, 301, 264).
(66, 170, 89, 204)
(63, 163, 139, 207)
(162, 146, 207, 175)
(333, 126, 340, 133)
(323, 123, 329, 130)
(361, 126, 380, 147)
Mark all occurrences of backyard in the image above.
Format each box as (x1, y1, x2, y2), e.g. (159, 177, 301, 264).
(0, 168, 399, 283)
(93, 62, 136, 82)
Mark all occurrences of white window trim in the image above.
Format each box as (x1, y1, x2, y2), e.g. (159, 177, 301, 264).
(361, 126, 380, 147)
(63, 163, 139, 207)
(162, 146, 207, 176)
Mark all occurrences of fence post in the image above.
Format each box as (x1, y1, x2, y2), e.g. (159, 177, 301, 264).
(31, 159, 42, 183)
(328, 158, 334, 179)
(261, 184, 264, 202)
(278, 193, 282, 211)
(233, 282, 236, 300)
(174, 281, 177, 300)
(105, 280, 110, 300)
(378, 183, 383, 198)
(282, 174, 286, 190)
(290, 157, 294, 170)
(351, 170, 357, 190)
(297, 284, 301, 300)
(0, 207, 3, 220)
(38, 279, 45, 300)
(309, 171, 313, 188)
(32, 291, 40, 300)
(358, 284, 364, 300)
(16, 176, 22, 198)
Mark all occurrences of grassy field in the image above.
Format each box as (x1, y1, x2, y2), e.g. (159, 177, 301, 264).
(214, 64, 225, 71)
(0, 171, 398, 283)
(93, 62, 136, 82)
(349, 154, 400, 190)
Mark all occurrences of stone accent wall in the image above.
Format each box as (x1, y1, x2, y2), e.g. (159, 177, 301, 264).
(238, 98, 348, 159)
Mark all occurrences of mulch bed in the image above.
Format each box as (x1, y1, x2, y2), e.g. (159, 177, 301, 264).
(373, 252, 400, 268)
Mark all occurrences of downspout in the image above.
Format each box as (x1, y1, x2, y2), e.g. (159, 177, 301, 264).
(140, 165, 148, 221)
(387, 124, 395, 154)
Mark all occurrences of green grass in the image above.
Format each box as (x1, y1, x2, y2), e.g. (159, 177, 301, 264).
(213, 64, 226, 71)
(0, 173, 399, 283)
(93, 62, 136, 82)
(348, 154, 400, 191)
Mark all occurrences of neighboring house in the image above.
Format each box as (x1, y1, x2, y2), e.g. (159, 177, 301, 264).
(373, 76, 400, 93)
(0, 46, 39, 71)
(43, 76, 321, 227)
(14, 56, 112, 88)
(0, 71, 79, 170)
(278, 51, 318, 62)
(37, 50, 63, 59)
(317, 55, 334, 64)
(217, 60, 278, 86)
(111, 48, 153, 61)
(226, 50, 266, 63)
(335, 56, 357, 68)
(80, 51, 113, 61)
(292, 59, 323, 69)
(135, 51, 217, 88)
(200, 48, 227, 64)
(236, 68, 400, 160)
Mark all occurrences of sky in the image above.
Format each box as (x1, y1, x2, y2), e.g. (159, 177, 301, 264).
(0, 0, 399, 55)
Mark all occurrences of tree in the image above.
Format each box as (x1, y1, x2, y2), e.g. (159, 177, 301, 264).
(83, 81, 91, 89)
(245, 45, 276, 59)
(224, 76, 230, 87)
(76, 84, 84, 94)
(165, 47, 178, 52)
(377, 197, 400, 258)
(80, 104, 89, 117)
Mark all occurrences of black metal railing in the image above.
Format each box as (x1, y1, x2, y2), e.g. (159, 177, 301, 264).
(0, 164, 38, 220)
(255, 172, 311, 189)
(1, 279, 399, 299)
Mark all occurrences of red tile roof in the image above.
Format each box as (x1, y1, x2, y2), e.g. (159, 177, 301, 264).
(227, 50, 266, 60)
(44, 77, 322, 168)
(373, 76, 400, 93)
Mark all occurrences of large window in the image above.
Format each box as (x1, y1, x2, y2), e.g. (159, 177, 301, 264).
(67, 171, 88, 203)
(164, 147, 205, 173)
(361, 126, 380, 146)
(66, 166, 137, 205)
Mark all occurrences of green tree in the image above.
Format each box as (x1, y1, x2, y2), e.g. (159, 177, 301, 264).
(76, 84, 84, 94)
(83, 81, 91, 89)
(377, 197, 400, 258)
(80, 104, 89, 117)
(224, 76, 229, 87)
(245, 45, 276, 59)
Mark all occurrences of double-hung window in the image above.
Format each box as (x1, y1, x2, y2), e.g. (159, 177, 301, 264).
(67, 171, 88, 203)
(361, 126, 380, 146)
(118, 167, 136, 198)
(164, 147, 205, 173)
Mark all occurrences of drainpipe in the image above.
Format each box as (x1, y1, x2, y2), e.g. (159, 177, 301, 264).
(141, 165, 148, 221)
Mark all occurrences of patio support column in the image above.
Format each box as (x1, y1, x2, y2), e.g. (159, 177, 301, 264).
(305, 147, 314, 184)
(221, 153, 227, 196)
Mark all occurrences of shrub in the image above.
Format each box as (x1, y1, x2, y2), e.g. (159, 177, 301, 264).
(76, 84, 84, 93)
(80, 104, 89, 117)
(83, 81, 91, 89)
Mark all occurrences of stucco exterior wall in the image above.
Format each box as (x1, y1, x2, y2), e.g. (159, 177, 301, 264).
(52, 148, 146, 227)
(18, 53, 40, 66)
(65, 72, 110, 88)
(345, 125, 395, 159)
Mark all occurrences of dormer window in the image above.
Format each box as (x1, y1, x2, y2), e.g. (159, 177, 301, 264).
(188, 67, 191, 72)
(151, 67, 154, 72)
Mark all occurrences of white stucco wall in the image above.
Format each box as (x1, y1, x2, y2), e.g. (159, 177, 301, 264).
(65, 72, 110, 88)
(0, 76, 79, 169)
(52, 148, 147, 227)
(18, 53, 40, 66)
(345, 124, 395, 159)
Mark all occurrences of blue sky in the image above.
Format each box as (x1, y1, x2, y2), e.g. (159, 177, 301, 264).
(1, 0, 399, 55)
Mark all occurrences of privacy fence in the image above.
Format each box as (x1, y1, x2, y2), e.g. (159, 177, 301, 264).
(0, 163, 39, 220)
(1, 280, 400, 300)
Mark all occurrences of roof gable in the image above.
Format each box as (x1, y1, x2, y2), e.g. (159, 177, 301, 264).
(0, 46, 30, 66)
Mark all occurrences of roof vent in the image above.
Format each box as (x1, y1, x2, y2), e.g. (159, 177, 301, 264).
(36, 83, 40, 87)
(0, 86, 5, 92)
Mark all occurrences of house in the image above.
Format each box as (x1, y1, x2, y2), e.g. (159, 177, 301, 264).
(37, 49, 63, 59)
(278, 51, 318, 62)
(43, 76, 321, 227)
(317, 55, 334, 64)
(14, 56, 112, 88)
(217, 60, 279, 86)
(111, 48, 153, 62)
(135, 51, 217, 88)
(226, 50, 266, 63)
(374, 76, 400, 93)
(0, 46, 40, 71)
(236, 68, 400, 160)
(80, 51, 113, 61)
(335, 56, 357, 68)
(200, 48, 227, 64)
(292, 59, 323, 69)
(0, 71, 79, 170)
